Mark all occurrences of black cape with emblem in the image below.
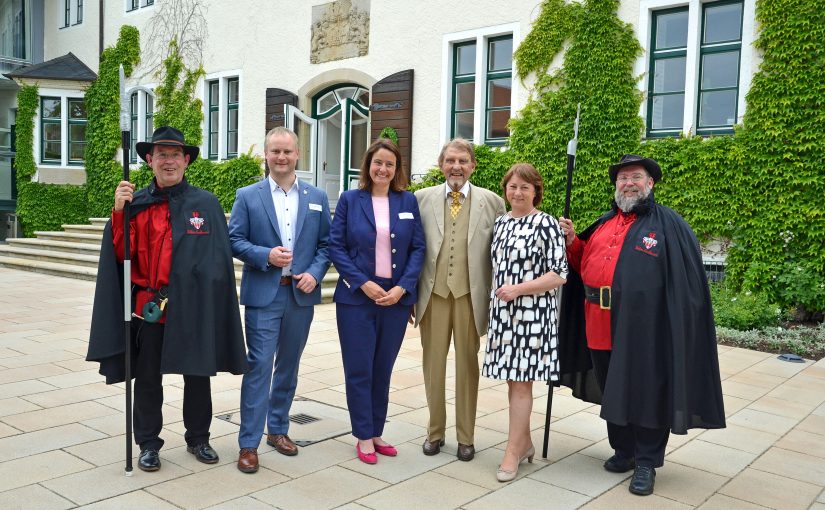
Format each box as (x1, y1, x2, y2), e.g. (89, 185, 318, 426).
(87, 178, 248, 384)
(556, 193, 725, 434)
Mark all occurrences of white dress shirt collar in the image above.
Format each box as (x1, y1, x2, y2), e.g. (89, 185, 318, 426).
(444, 180, 471, 200)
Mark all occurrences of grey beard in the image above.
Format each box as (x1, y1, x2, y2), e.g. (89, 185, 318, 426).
(615, 185, 651, 212)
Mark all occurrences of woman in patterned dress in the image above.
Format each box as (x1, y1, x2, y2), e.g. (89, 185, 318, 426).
(483, 163, 569, 482)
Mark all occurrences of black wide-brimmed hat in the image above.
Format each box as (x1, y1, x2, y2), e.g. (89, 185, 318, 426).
(608, 154, 662, 184)
(136, 126, 199, 164)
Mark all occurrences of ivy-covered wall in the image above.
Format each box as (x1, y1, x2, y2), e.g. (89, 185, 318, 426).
(85, 26, 141, 219)
(497, 0, 824, 314)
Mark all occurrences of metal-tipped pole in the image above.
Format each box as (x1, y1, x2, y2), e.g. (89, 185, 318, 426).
(119, 64, 133, 476)
(543, 103, 581, 459)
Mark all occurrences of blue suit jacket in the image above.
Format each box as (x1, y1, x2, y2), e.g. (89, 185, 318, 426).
(329, 189, 426, 306)
(228, 178, 331, 308)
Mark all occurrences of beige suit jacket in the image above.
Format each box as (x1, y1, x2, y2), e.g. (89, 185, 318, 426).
(414, 183, 506, 335)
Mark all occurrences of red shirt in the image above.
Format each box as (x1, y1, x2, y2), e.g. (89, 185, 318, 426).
(111, 202, 173, 323)
(566, 211, 637, 350)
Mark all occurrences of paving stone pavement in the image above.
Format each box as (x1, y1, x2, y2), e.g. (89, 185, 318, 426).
(0, 267, 823, 509)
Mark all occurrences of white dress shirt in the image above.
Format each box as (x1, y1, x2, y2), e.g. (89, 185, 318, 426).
(444, 180, 471, 205)
(269, 175, 300, 276)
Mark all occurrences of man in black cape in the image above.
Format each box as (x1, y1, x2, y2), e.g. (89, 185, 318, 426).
(87, 126, 248, 472)
(557, 154, 725, 496)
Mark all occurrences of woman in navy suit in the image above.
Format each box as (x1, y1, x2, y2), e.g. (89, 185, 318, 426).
(330, 139, 425, 464)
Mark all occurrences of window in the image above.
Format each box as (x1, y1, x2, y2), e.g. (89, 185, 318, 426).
(445, 26, 517, 146)
(697, 1, 743, 134)
(40, 98, 62, 164)
(226, 78, 239, 158)
(39, 95, 87, 166)
(61, 0, 83, 28)
(128, 89, 155, 163)
(68, 99, 87, 164)
(207, 80, 219, 160)
(126, 0, 153, 12)
(645, 0, 745, 137)
(205, 74, 241, 160)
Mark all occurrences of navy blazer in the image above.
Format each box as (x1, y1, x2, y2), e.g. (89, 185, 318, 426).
(329, 189, 426, 306)
(228, 178, 331, 308)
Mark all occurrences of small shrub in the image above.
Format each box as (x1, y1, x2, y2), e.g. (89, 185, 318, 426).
(711, 284, 783, 331)
(378, 127, 399, 145)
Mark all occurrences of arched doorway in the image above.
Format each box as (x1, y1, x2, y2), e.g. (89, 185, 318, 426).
(286, 83, 369, 210)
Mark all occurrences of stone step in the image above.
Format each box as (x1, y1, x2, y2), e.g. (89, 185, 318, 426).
(6, 238, 101, 255)
(0, 245, 100, 268)
(0, 256, 335, 302)
(0, 255, 98, 281)
(89, 218, 109, 226)
(34, 231, 104, 243)
(62, 224, 106, 235)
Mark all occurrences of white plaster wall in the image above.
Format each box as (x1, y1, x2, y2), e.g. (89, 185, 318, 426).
(199, 0, 542, 175)
(43, 0, 99, 72)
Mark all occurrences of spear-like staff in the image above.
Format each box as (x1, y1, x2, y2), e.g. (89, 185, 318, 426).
(542, 103, 580, 459)
(118, 64, 134, 476)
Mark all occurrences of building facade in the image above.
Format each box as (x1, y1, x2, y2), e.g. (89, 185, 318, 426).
(0, 0, 759, 220)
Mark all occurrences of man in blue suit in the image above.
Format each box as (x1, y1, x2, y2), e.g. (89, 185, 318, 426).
(229, 127, 331, 473)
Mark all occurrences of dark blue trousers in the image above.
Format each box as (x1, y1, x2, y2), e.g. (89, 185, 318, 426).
(337, 283, 410, 440)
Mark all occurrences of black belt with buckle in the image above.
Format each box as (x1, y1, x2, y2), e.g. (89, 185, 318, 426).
(584, 284, 611, 310)
(279, 276, 292, 286)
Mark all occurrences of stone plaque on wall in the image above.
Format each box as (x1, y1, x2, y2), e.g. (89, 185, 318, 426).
(310, 0, 370, 64)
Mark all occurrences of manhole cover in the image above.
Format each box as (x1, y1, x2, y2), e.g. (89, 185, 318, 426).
(216, 398, 352, 446)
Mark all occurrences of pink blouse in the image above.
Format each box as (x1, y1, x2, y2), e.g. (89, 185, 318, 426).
(372, 195, 392, 278)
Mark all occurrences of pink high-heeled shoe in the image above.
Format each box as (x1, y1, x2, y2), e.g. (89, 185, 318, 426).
(356, 442, 378, 464)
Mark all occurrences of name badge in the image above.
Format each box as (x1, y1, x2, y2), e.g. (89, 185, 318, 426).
(309, 203, 323, 212)
(398, 212, 414, 219)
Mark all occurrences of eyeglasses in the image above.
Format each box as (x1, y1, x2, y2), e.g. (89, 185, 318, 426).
(153, 151, 185, 161)
(616, 174, 648, 184)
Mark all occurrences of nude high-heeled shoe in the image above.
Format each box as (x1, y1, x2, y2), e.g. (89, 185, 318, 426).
(496, 445, 535, 482)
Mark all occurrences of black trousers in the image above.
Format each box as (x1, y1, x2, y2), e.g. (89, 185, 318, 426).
(133, 321, 212, 451)
(590, 348, 670, 468)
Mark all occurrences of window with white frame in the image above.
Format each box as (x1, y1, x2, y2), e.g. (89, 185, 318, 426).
(646, 0, 745, 137)
(206, 75, 240, 160)
(61, 0, 83, 28)
(128, 89, 155, 163)
(39, 95, 87, 166)
(126, 0, 154, 12)
(447, 31, 514, 146)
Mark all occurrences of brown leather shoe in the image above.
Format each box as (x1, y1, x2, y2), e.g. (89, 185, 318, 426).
(422, 438, 445, 456)
(267, 434, 299, 456)
(457, 443, 475, 461)
(237, 448, 259, 473)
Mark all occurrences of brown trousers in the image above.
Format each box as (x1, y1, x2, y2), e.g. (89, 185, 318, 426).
(420, 292, 480, 445)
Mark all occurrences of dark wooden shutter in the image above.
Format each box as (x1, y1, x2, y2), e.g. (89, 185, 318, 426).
(370, 70, 414, 178)
(265, 88, 298, 133)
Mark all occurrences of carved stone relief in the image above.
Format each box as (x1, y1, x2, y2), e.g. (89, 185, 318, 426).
(310, 0, 370, 64)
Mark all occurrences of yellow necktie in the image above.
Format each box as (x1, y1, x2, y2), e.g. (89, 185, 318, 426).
(450, 191, 463, 219)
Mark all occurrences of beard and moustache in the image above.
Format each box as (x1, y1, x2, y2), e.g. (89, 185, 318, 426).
(615, 182, 652, 213)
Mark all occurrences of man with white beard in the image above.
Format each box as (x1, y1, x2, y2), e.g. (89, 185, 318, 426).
(557, 154, 725, 497)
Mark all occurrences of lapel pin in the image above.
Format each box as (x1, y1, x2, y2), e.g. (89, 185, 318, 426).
(303, 190, 308, 194)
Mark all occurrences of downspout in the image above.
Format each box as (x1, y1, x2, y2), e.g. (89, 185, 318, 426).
(98, 0, 104, 55)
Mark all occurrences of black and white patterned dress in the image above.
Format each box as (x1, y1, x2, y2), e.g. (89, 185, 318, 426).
(482, 212, 569, 381)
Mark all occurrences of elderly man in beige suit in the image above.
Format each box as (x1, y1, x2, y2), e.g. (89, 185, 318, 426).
(414, 138, 506, 461)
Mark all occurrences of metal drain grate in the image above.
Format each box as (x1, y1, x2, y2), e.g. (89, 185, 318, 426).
(289, 413, 321, 425)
